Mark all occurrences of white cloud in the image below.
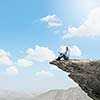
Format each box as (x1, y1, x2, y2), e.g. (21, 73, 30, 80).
(53, 30, 60, 34)
(6, 66, 18, 76)
(60, 45, 82, 57)
(35, 70, 54, 78)
(41, 15, 63, 27)
(70, 45, 82, 57)
(17, 59, 33, 67)
(95, 0, 100, 3)
(63, 7, 100, 39)
(16, 45, 55, 68)
(50, 65, 62, 71)
(0, 49, 13, 65)
(26, 45, 56, 62)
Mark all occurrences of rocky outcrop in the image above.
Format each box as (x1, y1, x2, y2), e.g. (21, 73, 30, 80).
(50, 60, 100, 100)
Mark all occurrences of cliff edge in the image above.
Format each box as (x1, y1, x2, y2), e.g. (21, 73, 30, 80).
(50, 60, 100, 100)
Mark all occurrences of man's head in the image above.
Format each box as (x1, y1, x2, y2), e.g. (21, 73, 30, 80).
(66, 47, 68, 51)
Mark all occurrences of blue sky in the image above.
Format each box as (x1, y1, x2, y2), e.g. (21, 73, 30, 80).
(0, 0, 100, 92)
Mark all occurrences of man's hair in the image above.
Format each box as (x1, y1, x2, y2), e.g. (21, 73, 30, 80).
(66, 47, 68, 49)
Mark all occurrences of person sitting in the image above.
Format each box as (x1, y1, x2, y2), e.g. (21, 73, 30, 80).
(56, 47, 70, 61)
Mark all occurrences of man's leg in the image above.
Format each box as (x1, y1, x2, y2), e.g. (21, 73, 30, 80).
(63, 55, 69, 60)
(56, 55, 63, 60)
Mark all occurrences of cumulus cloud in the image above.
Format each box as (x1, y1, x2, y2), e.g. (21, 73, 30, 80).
(6, 66, 18, 76)
(70, 45, 82, 57)
(16, 45, 55, 67)
(63, 7, 100, 39)
(41, 15, 63, 27)
(50, 65, 62, 71)
(26, 45, 56, 62)
(95, 0, 100, 3)
(0, 49, 13, 65)
(60, 45, 82, 57)
(35, 70, 54, 78)
(17, 59, 33, 67)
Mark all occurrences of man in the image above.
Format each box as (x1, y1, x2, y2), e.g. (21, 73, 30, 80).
(56, 47, 70, 61)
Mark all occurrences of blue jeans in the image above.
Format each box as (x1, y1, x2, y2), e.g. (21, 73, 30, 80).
(56, 54, 69, 60)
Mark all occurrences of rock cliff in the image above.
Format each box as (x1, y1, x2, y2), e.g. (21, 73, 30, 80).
(50, 60, 100, 100)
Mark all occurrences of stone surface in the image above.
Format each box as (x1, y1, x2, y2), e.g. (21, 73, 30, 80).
(50, 60, 100, 100)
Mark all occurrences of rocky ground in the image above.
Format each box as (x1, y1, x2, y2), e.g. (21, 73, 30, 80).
(50, 59, 100, 100)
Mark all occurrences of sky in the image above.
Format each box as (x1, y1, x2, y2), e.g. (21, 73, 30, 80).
(0, 0, 100, 92)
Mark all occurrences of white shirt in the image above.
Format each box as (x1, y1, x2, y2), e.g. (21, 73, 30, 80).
(64, 49, 70, 57)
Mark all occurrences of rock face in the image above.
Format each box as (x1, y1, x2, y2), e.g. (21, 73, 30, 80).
(33, 87, 92, 100)
(50, 60, 100, 100)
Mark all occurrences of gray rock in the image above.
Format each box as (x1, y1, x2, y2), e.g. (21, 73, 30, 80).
(50, 60, 100, 100)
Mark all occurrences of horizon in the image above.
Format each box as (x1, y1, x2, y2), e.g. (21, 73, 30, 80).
(0, 0, 100, 92)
